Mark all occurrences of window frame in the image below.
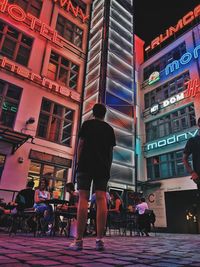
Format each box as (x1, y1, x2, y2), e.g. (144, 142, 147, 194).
(143, 42, 186, 81)
(56, 14, 83, 48)
(8, 0, 42, 18)
(0, 20, 33, 66)
(144, 72, 190, 109)
(28, 160, 68, 200)
(47, 51, 80, 90)
(36, 98, 74, 147)
(0, 80, 22, 129)
(146, 104, 196, 142)
(147, 150, 192, 180)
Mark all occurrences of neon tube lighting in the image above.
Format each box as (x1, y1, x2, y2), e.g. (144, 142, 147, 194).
(110, 17, 133, 36)
(109, 29, 133, 48)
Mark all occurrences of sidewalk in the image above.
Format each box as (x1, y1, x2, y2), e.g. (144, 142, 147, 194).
(0, 232, 200, 266)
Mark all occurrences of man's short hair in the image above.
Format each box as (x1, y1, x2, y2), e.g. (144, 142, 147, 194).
(27, 180, 34, 188)
(92, 103, 107, 118)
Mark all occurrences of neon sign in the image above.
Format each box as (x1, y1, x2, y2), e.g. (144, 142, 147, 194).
(150, 103, 159, 115)
(52, 0, 89, 23)
(184, 79, 200, 98)
(0, 1, 64, 47)
(0, 56, 81, 102)
(148, 79, 200, 115)
(146, 129, 198, 151)
(162, 92, 185, 108)
(145, 4, 200, 52)
(165, 45, 200, 76)
(148, 71, 160, 85)
(2, 101, 17, 112)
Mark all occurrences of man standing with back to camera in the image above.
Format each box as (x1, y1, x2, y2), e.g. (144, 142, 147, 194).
(69, 103, 116, 251)
(183, 117, 200, 191)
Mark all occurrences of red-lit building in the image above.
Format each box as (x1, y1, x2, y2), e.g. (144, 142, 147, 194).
(137, 4, 200, 233)
(0, 0, 91, 201)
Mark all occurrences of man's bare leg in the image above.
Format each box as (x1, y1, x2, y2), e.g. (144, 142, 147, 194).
(96, 191, 107, 239)
(76, 190, 89, 240)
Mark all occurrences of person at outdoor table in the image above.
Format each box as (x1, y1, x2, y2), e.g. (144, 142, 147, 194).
(135, 197, 150, 236)
(15, 180, 35, 211)
(34, 178, 53, 231)
(66, 182, 79, 211)
(57, 182, 78, 213)
(109, 192, 122, 213)
(108, 192, 123, 226)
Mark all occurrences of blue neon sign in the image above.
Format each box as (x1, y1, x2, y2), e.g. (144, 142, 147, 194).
(165, 44, 200, 76)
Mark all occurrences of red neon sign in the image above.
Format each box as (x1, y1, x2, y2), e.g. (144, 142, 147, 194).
(184, 79, 200, 98)
(0, 1, 64, 47)
(0, 56, 81, 102)
(145, 4, 200, 52)
(52, 0, 89, 23)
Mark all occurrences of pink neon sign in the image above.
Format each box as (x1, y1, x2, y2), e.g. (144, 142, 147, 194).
(52, 0, 89, 23)
(0, 1, 64, 47)
(0, 56, 81, 102)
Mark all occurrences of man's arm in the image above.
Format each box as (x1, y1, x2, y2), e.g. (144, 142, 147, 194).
(76, 138, 84, 165)
(108, 147, 113, 167)
(183, 153, 199, 180)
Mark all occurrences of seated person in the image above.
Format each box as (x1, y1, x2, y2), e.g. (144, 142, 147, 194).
(57, 183, 78, 235)
(108, 192, 123, 222)
(34, 178, 53, 232)
(9, 182, 35, 233)
(58, 182, 79, 213)
(109, 192, 122, 213)
(135, 197, 150, 236)
(15, 180, 35, 211)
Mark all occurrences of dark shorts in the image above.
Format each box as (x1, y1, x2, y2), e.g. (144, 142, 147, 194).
(76, 172, 109, 192)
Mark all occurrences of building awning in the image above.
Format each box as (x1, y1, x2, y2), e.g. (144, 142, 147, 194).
(0, 126, 33, 154)
(137, 181, 161, 190)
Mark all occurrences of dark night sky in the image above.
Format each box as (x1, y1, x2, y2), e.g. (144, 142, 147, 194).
(134, 0, 200, 46)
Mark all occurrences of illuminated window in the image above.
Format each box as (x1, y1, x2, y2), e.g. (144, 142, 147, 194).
(144, 72, 190, 109)
(0, 154, 6, 180)
(28, 161, 68, 199)
(146, 104, 196, 142)
(8, 0, 42, 17)
(47, 51, 79, 90)
(0, 21, 33, 66)
(147, 150, 191, 180)
(37, 98, 74, 147)
(0, 80, 22, 128)
(56, 14, 83, 48)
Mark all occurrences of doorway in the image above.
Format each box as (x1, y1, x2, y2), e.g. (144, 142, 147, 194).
(165, 190, 200, 233)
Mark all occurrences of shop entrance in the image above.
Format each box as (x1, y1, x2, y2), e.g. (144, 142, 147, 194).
(165, 190, 200, 234)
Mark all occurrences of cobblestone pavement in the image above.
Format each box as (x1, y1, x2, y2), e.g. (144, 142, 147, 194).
(0, 232, 200, 267)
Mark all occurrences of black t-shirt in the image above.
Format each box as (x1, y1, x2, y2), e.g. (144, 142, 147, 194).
(184, 135, 200, 176)
(77, 119, 116, 177)
(15, 188, 35, 209)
